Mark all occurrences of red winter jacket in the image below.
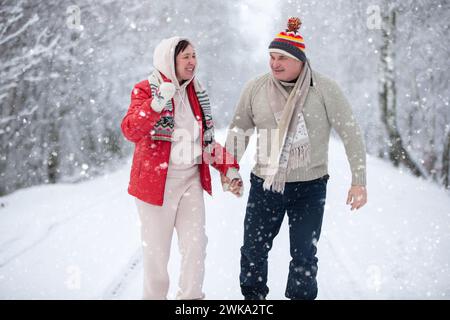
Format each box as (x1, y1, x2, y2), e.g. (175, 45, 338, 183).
(121, 77, 239, 206)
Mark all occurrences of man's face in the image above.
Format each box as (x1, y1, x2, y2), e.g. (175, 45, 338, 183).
(269, 52, 303, 82)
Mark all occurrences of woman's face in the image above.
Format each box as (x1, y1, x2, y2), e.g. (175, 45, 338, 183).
(175, 44, 196, 83)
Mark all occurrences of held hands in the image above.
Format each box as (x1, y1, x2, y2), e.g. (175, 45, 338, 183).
(151, 82, 176, 112)
(221, 168, 243, 197)
(346, 185, 367, 211)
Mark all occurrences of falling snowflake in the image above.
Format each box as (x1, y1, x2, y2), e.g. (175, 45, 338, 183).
(159, 162, 168, 169)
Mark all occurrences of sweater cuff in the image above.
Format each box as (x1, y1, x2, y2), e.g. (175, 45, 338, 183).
(351, 171, 367, 186)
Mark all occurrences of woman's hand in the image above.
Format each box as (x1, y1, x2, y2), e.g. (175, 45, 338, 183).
(221, 168, 243, 197)
(151, 82, 176, 112)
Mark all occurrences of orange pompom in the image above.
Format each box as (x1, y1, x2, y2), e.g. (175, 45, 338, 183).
(287, 17, 302, 33)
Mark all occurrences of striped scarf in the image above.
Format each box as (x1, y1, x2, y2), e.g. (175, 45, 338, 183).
(148, 71, 215, 152)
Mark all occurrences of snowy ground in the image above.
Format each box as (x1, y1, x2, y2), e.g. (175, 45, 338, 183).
(1, 130, 450, 300)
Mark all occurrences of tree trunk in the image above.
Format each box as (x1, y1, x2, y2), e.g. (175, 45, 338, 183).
(442, 130, 450, 189)
(47, 122, 59, 184)
(378, 5, 424, 177)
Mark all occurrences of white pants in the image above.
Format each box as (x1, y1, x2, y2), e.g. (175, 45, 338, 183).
(135, 166, 207, 300)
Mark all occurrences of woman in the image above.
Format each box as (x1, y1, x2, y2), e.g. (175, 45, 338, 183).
(121, 36, 242, 300)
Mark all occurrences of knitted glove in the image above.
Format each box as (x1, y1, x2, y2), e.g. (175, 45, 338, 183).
(151, 82, 176, 112)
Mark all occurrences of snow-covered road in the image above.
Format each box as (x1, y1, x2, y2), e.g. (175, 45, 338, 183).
(1, 131, 449, 299)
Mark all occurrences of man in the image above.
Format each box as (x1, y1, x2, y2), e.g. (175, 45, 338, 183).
(223, 17, 368, 300)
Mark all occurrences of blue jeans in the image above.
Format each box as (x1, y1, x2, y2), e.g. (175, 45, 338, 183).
(240, 173, 329, 300)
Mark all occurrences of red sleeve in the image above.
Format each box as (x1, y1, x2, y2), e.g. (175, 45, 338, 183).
(120, 80, 162, 143)
(208, 142, 240, 175)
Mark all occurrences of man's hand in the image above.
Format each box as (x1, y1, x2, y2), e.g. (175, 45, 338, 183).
(221, 174, 242, 197)
(221, 168, 243, 197)
(346, 185, 367, 211)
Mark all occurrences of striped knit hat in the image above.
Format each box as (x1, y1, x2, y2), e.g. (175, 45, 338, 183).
(269, 17, 306, 62)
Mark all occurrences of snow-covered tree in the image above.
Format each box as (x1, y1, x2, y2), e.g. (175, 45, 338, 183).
(274, 0, 449, 188)
(0, 0, 256, 196)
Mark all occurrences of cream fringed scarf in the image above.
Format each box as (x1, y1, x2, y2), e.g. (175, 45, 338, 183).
(263, 60, 312, 193)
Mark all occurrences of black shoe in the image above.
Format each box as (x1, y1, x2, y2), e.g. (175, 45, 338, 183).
(244, 294, 266, 300)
